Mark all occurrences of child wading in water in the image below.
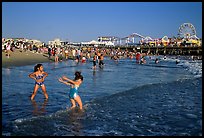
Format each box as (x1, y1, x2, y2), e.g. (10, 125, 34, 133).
(29, 64, 49, 100)
(58, 71, 83, 110)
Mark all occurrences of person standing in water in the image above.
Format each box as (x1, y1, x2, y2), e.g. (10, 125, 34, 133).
(58, 71, 83, 110)
(29, 64, 49, 100)
(155, 58, 159, 64)
(92, 54, 97, 69)
(99, 53, 104, 68)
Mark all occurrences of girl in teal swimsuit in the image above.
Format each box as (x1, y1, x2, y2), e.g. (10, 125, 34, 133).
(58, 71, 83, 110)
(29, 64, 48, 100)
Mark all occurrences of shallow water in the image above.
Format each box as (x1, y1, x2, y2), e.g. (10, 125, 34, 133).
(2, 55, 202, 136)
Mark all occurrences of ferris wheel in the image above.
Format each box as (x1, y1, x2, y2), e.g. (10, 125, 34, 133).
(178, 23, 196, 39)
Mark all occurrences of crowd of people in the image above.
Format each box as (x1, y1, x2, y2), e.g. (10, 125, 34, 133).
(2, 37, 156, 69)
(5, 38, 188, 68)
(2, 39, 47, 58)
(2, 38, 160, 67)
(45, 45, 150, 64)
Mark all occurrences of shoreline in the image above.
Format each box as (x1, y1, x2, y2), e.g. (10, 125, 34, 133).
(2, 48, 202, 68)
(2, 49, 51, 68)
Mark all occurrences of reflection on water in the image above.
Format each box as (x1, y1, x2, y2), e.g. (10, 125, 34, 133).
(31, 99, 48, 116)
(5, 68, 11, 75)
(92, 69, 96, 76)
(68, 108, 85, 136)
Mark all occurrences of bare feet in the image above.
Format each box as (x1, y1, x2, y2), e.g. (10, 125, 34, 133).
(70, 106, 76, 110)
(30, 95, 34, 100)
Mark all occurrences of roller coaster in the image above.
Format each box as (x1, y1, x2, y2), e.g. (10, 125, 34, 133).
(100, 23, 200, 46)
(111, 33, 153, 46)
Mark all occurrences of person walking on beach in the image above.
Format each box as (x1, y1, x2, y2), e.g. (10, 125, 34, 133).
(6, 42, 11, 58)
(29, 64, 49, 100)
(58, 71, 83, 110)
(48, 46, 52, 59)
(54, 47, 60, 62)
(64, 48, 69, 60)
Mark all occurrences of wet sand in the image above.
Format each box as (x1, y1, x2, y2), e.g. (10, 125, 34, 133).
(2, 49, 51, 68)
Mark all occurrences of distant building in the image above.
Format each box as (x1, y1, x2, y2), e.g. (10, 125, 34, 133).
(48, 38, 62, 46)
(97, 36, 117, 46)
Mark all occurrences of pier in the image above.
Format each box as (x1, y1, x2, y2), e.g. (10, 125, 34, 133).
(98, 45, 202, 56)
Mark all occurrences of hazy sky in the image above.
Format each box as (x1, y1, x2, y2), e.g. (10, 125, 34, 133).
(2, 2, 202, 43)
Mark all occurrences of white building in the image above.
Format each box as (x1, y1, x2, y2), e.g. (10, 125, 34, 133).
(48, 38, 62, 46)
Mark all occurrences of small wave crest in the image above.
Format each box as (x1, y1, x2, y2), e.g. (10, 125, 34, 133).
(12, 105, 88, 136)
(177, 60, 202, 77)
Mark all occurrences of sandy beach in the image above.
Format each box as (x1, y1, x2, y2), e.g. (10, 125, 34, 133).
(2, 49, 51, 68)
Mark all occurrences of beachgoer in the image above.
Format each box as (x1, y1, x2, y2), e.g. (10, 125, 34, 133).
(140, 56, 146, 64)
(48, 46, 52, 59)
(155, 58, 159, 64)
(58, 71, 83, 110)
(163, 55, 167, 60)
(99, 53, 104, 68)
(6, 43, 11, 58)
(72, 48, 76, 60)
(92, 54, 97, 69)
(76, 49, 81, 62)
(136, 52, 141, 63)
(176, 59, 180, 64)
(29, 64, 48, 100)
(64, 48, 69, 60)
(97, 52, 101, 64)
(81, 56, 86, 63)
(54, 47, 59, 62)
(51, 47, 55, 56)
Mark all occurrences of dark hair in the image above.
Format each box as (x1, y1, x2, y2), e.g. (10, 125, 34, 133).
(34, 64, 43, 72)
(74, 71, 83, 81)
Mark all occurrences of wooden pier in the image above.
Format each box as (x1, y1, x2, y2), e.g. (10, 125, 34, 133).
(111, 45, 202, 56)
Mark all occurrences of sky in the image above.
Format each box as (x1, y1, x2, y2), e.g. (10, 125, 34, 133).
(2, 2, 202, 43)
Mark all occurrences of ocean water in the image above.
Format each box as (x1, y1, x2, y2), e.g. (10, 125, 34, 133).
(2, 55, 202, 136)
